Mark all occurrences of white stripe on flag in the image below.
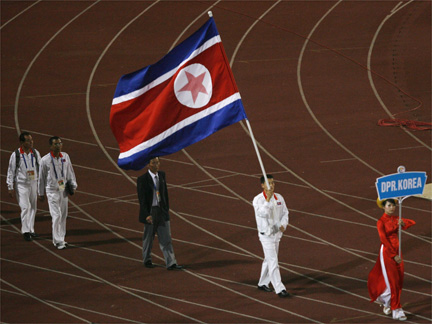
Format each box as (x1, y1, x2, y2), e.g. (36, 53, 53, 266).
(112, 35, 221, 106)
(118, 93, 241, 159)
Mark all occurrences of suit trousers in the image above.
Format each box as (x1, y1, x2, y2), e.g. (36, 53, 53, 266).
(46, 191, 68, 246)
(142, 207, 176, 268)
(258, 232, 286, 294)
(16, 182, 38, 234)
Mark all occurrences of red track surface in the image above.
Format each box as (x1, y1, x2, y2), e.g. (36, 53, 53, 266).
(1, 1, 431, 323)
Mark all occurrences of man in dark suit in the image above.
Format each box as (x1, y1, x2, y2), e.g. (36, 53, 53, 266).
(137, 157, 183, 270)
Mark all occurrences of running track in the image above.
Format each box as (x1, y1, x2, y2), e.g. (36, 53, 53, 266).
(1, 1, 431, 323)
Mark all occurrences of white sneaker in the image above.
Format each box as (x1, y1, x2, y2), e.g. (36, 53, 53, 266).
(383, 306, 391, 315)
(57, 243, 66, 250)
(392, 308, 407, 321)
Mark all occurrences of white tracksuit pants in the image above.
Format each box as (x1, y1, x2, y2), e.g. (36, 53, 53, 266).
(46, 191, 68, 245)
(16, 182, 38, 234)
(258, 232, 286, 294)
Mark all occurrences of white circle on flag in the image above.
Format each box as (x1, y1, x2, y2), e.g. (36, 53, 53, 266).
(174, 63, 212, 108)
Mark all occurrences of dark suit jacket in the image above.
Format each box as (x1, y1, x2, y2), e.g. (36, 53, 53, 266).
(137, 171, 170, 224)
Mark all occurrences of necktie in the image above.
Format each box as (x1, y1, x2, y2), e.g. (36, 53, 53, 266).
(154, 175, 161, 204)
(155, 175, 159, 191)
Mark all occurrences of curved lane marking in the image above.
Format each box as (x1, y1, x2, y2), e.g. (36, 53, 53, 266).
(367, 0, 431, 150)
(13, 0, 101, 135)
(0, 0, 42, 30)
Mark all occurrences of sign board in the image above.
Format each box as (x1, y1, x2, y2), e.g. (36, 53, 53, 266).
(376, 171, 427, 200)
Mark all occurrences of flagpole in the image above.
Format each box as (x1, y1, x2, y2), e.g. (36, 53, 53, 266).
(208, 10, 269, 189)
(245, 119, 270, 189)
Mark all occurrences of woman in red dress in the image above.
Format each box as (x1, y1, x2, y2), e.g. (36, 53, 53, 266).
(368, 199, 415, 321)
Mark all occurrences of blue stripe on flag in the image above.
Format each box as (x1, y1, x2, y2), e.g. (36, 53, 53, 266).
(118, 99, 246, 170)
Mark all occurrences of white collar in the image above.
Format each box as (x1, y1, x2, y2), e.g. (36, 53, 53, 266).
(148, 170, 158, 180)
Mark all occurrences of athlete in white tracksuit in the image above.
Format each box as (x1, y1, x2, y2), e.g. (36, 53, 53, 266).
(253, 174, 290, 297)
(38, 136, 77, 249)
(6, 132, 41, 241)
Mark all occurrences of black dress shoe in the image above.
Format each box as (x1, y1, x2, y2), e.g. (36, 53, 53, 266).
(30, 232, 38, 238)
(23, 233, 32, 241)
(257, 285, 273, 292)
(144, 261, 155, 268)
(277, 290, 292, 298)
(167, 264, 184, 270)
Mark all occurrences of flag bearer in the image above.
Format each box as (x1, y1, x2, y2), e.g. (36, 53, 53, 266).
(253, 174, 291, 298)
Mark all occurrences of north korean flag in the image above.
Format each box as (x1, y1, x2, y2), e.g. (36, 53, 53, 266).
(110, 17, 247, 170)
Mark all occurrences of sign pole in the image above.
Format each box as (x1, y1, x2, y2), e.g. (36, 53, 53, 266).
(398, 197, 402, 257)
(398, 195, 408, 257)
(396, 166, 405, 258)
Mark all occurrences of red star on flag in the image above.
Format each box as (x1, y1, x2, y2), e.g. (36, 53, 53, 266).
(178, 71, 208, 103)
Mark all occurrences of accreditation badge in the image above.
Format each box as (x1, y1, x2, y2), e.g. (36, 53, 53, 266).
(156, 190, 161, 202)
(58, 179, 65, 192)
(27, 170, 35, 181)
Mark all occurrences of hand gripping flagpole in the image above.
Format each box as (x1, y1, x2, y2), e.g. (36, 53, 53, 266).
(208, 10, 270, 190)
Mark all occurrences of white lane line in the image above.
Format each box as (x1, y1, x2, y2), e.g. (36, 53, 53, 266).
(1, 288, 143, 324)
(13, 1, 102, 135)
(347, 247, 432, 268)
(1, 279, 92, 323)
(0, 0, 42, 30)
(1, 125, 119, 150)
(391, 1, 405, 13)
(320, 158, 357, 163)
(388, 145, 425, 151)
